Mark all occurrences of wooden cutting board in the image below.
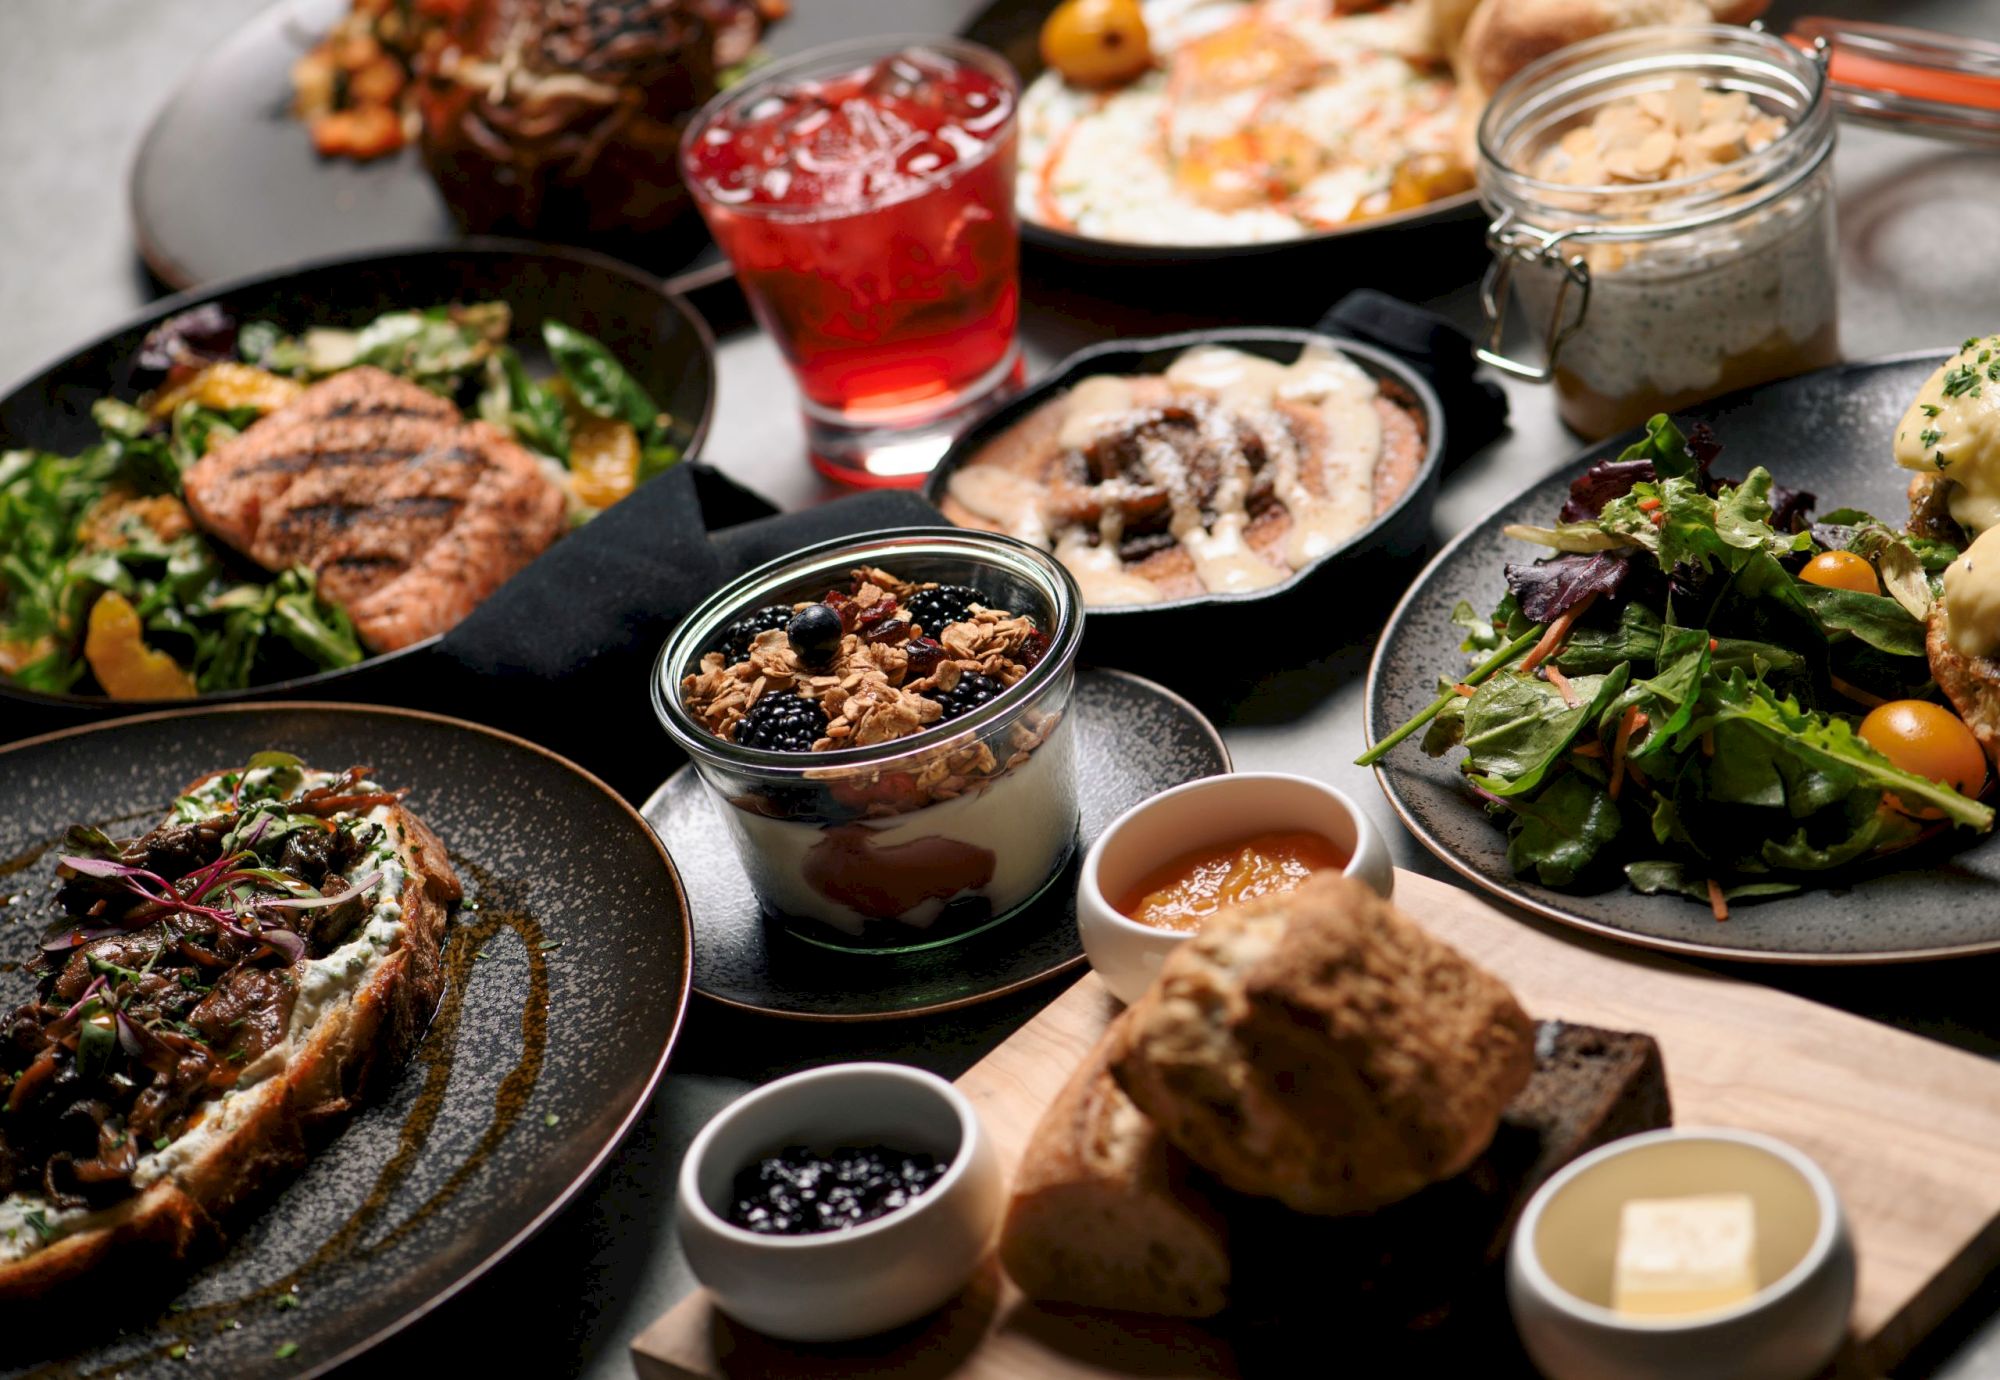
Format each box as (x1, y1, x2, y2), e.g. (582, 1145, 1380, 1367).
(634, 870, 2000, 1379)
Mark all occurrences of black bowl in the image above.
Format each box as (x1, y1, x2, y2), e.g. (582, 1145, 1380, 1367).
(922, 327, 1445, 679)
(961, 0, 1488, 310)
(0, 241, 716, 733)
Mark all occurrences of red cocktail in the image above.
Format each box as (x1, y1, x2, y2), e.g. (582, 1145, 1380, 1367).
(683, 38, 1021, 486)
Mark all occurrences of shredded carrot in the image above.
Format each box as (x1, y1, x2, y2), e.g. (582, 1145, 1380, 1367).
(1708, 638, 1719, 652)
(1544, 662, 1580, 708)
(1520, 593, 1598, 674)
(1649, 509, 1666, 528)
(1453, 683, 1478, 698)
(1609, 705, 1648, 800)
(1830, 674, 1888, 709)
(1571, 741, 1604, 758)
(1707, 877, 1729, 923)
(1637, 496, 1662, 512)
(1036, 118, 1085, 231)
(1701, 729, 1716, 758)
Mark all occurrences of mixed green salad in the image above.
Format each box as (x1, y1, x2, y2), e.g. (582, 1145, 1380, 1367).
(1360, 416, 1994, 915)
(0, 301, 679, 700)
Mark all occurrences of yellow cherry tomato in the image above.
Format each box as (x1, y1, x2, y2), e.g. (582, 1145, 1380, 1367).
(1858, 699, 1987, 818)
(566, 413, 642, 511)
(1800, 549, 1880, 596)
(84, 591, 197, 701)
(147, 362, 304, 419)
(1041, 0, 1152, 89)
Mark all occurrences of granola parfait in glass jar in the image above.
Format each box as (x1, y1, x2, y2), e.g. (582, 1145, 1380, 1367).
(654, 530, 1082, 954)
(1476, 26, 1839, 441)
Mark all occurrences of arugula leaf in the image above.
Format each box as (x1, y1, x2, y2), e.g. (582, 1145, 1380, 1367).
(1626, 860, 1800, 903)
(1505, 774, 1623, 885)
(1687, 671, 1992, 829)
(1733, 551, 1926, 656)
(1760, 796, 1923, 871)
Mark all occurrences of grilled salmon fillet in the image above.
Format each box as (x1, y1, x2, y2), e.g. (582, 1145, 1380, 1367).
(183, 368, 567, 651)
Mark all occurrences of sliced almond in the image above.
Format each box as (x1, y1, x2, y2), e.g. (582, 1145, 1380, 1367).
(1692, 121, 1746, 159)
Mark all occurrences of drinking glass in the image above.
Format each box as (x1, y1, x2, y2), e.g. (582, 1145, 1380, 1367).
(683, 36, 1023, 486)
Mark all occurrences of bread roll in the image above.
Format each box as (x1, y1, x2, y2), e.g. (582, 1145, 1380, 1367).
(1108, 871, 1536, 1216)
(1456, 0, 1770, 102)
(999, 1012, 1232, 1318)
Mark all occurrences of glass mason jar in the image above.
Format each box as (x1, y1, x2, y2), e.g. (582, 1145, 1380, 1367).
(1476, 26, 1839, 441)
(653, 529, 1083, 954)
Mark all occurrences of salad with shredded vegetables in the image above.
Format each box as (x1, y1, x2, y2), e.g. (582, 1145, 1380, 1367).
(0, 301, 678, 699)
(1360, 415, 1995, 917)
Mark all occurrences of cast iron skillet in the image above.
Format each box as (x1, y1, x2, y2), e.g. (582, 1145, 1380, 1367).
(0, 241, 715, 726)
(0, 703, 691, 1377)
(1365, 351, 2000, 965)
(923, 326, 1446, 634)
(961, 0, 1485, 270)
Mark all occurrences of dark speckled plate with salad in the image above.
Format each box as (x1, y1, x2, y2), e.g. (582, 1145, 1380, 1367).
(0, 245, 715, 713)
(1364, 354, 2000, 964)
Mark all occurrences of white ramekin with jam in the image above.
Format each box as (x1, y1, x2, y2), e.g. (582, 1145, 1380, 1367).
(1475, 26, 1839, 441)
(654, 529, 1083, 953)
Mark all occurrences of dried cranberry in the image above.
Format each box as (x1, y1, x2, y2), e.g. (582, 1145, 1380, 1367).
(822, 590, 857, 632)
(903, 637, 946, 681)
(1018, 627, 1052, 669)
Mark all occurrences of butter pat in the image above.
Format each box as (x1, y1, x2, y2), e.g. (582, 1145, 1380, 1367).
(1613, 1193, 1759, 1318)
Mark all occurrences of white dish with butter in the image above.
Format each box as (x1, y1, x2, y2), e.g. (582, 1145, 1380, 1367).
(1508, 1127, 1854, 1380)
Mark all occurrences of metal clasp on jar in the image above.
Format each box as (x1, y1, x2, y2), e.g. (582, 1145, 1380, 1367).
(1476, 212, 1592, 383)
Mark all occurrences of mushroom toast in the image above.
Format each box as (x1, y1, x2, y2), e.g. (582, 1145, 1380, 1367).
(0, 754, 459, 1296)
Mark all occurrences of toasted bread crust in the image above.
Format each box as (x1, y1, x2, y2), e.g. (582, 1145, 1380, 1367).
(1109, 873, 1537, 1216)
(1928, 604, 2000, 768)
(1000, 1011, 1232, 1318)
(0, 778, 459, 1299)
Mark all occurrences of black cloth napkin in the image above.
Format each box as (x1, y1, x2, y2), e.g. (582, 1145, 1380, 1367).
(418, 463, 942, 803)
(1318, 288, 1509, 467)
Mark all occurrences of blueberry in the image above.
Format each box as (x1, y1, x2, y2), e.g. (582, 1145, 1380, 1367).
(787, 603, 845, 665)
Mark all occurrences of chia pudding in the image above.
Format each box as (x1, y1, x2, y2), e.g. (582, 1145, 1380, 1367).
(1479, 28, 1840, 440)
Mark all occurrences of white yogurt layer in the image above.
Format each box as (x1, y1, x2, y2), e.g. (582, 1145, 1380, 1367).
(723, 719, 1079, 936)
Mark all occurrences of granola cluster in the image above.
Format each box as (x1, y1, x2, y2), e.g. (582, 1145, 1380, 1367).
(682, 566, 1051, 759)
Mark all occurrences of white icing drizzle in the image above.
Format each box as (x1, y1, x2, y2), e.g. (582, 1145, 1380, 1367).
(951, 344, 1389, 604)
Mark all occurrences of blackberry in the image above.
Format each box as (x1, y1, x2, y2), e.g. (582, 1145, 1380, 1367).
(735, 692, 827, 752)
(925, 673, 1005, 722)
(720, 605, 794, 662)
(904, 584, 991, 637)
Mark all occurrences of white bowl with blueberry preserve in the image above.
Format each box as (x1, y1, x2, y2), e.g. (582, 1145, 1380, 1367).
(654, 528, 1085, 953)
(676, 1062, 1003, 1342)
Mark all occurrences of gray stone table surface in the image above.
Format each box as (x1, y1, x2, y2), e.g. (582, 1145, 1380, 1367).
(5, 0, 2000, 1375)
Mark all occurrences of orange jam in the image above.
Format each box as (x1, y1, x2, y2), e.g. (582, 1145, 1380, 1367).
(1113, 830, 1348, 932)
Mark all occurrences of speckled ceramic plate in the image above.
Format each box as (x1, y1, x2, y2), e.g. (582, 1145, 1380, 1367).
(0, 704, 690, 1377)
(643, 668, 1230, 1019)
(1366, 352, 2000, 965)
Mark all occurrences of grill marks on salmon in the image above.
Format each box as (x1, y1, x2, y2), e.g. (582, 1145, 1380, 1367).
(183, 368, 567, 652)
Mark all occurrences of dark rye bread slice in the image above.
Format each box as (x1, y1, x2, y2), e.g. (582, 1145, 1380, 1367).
(1229, 1022, 1670, 1338)
(1000, 1021, 1670, 1328)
